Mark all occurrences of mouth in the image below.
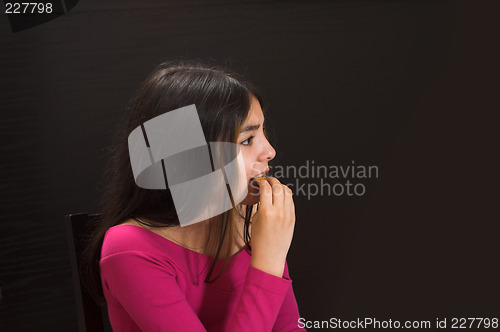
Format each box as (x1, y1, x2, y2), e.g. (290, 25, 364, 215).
(249, 168, 270, 182)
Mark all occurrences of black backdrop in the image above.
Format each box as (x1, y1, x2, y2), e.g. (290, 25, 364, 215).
(1, 0, 499, 331)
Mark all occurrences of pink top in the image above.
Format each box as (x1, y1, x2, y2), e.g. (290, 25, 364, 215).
(100, 224, 306, 331)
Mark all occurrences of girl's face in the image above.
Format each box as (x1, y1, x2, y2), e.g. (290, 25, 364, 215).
(238, 96, 276, 205)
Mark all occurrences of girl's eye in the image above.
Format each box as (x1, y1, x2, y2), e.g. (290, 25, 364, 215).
(241, 136, 254, 146)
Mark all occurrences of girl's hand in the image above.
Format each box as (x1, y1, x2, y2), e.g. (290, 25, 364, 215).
(250, 177, 296, 277)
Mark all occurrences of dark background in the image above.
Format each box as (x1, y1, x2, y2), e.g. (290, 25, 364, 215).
(1, 0, 499, 331)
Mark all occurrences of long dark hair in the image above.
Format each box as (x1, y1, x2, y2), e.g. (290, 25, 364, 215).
(82, 59, 269, 305)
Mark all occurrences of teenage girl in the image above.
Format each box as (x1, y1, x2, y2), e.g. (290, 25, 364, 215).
(82, 59, 305, 331)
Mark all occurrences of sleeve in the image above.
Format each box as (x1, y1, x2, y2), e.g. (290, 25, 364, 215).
(101, 250, 304, 332)
(226, 264, 293, 331)
(272, 262, 307, 331)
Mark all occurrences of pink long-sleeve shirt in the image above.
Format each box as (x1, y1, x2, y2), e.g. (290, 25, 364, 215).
(100, 224, 306, 331)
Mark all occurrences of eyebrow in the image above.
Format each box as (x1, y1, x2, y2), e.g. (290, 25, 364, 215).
(239, 124, 260, 135)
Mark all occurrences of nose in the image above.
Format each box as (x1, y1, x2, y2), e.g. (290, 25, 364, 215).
(260, 139, 276, 162)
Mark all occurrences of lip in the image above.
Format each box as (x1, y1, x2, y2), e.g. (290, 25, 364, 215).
(256, 167, 270, 178)
(250, 167, 270, 181)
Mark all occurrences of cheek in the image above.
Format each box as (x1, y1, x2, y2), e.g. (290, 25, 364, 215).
(241, 154, 252, 180)
(240, 149, 259, 181)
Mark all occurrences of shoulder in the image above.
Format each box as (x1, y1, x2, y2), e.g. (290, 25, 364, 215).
(101, 223, 162, 259)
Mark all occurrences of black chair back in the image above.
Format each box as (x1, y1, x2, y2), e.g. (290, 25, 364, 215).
(65, 213, 113, 332)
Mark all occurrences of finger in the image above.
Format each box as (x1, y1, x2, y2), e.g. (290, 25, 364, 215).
(256, 178, 272, 209)
(266, 177, 285, 207)
(283, 185, 294, 220)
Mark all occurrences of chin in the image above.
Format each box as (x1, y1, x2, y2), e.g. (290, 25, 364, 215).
(239, 194, 259, 206)
(238, 181, 260, 205)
